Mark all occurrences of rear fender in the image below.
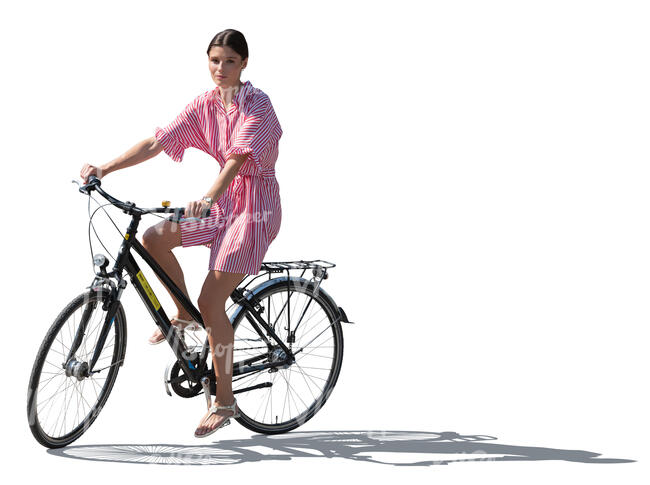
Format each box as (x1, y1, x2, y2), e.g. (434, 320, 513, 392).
(233, 276, 353, 325)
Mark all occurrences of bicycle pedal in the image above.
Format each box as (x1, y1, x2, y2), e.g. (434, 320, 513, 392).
(163, 362, 173, 397)
(200, 377, 211, 410)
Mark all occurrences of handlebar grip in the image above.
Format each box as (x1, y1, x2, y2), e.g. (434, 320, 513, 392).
(79, 174, 101, 194)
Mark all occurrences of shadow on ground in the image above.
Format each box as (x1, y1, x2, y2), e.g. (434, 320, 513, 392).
(47, 430, 635, 466)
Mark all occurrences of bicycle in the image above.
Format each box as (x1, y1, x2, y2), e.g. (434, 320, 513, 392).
(26, 175, 354, 449)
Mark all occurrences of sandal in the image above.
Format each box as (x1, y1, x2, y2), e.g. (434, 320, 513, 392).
(148, 317, 201, 345)
(194, 398, 240, 439)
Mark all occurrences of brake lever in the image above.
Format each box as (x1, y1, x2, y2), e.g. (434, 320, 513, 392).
(74, 175, 101, 195)
(72, 178, 90, 194)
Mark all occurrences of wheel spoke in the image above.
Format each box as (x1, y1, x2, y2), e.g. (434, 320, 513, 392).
(38, 378, 74, 416)
(278, 367, 309, 414)
(289, 361, 323, 400)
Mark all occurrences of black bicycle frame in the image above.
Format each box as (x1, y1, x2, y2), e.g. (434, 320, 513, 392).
(84, 211, 295, 385)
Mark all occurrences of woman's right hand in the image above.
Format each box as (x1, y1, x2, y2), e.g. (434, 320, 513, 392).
(184, 199, 212, 219)
(80, 163, 106, 183)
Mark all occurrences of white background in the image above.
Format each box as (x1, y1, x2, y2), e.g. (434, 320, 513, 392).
(2, 0, 649, 482)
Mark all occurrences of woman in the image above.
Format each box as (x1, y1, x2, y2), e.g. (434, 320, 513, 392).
(79, 29, 283, 438)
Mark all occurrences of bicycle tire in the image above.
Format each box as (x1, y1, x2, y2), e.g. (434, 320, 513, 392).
(27, 288, 127, 448)
(229, 278, 344, 435)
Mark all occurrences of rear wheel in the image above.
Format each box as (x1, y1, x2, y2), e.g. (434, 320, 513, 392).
(229, 279, 344, 434)
(27, 289, 127, 448)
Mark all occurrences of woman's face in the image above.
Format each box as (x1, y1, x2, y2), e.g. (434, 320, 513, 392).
(208, 45, 247, 90)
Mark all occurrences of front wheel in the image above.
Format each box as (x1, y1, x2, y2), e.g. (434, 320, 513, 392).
(27, 288, 127, 448)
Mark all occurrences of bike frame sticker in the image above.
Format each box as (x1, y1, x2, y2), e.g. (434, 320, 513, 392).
(136, 270, 161, 310)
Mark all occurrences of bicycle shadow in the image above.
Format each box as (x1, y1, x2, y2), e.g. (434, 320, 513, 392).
(47, 430, 635, 466)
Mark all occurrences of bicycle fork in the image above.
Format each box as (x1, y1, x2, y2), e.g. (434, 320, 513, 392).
(64, 276, 127, 378)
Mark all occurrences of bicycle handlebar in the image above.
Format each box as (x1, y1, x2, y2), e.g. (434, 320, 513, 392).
(77, 175, 211, 222)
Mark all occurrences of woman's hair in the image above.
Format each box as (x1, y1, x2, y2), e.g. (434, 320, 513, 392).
(206, 29, 249, 60)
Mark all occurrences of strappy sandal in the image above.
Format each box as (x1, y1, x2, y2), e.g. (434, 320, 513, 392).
(194, 398, 240, 439)
(148, 317, 201, 345)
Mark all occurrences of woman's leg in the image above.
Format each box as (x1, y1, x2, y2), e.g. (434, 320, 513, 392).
(194, 269, 246, 436)
(141, 220, 194, 342)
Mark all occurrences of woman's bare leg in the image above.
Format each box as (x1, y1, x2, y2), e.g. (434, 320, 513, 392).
(194, 269, 246, 437)
(141, 220, 194, 342)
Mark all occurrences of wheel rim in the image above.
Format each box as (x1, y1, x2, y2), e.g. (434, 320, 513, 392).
(30, 293, 120, 441)
(231, 283, 341, 428)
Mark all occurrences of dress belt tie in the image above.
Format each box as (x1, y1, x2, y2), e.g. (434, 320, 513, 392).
(232, 171, 276, 197)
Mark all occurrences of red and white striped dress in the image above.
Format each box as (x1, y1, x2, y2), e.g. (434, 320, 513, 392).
(154, 80, 283, 275)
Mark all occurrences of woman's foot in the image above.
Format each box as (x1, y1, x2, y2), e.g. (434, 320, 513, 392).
(148, 314, 197, 345)
(194, 398, 239, 437)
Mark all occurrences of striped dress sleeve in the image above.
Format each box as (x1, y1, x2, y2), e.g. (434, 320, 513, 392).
(154, 95, 206, 162)
(225, 96, 282, 162)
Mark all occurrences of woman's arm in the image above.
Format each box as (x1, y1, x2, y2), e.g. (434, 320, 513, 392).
(184, 154, 248, 218)
(103, 136, 164, 176)
(204, 154, 248, 202)
(80, 136, 163, 182)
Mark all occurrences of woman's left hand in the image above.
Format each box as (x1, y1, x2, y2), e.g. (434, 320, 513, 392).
(185, 199, 211, 219)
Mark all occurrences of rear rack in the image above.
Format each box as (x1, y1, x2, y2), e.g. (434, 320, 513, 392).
(259, 259, 336, 272)
(234, 260, 336, 300)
